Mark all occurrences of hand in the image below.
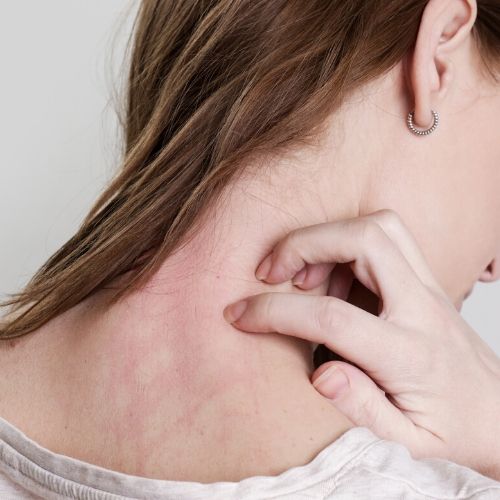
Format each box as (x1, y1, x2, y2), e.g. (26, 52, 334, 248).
(222, 209, 500, 479)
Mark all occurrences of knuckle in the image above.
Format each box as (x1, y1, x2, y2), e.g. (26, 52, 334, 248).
(276, 230, 302, 268)
(313, 297, 348, 334)
(373, 209, 404, 234)
(282, 228, 301, 249)
(358, 220, 386, 248)
(256, 293, 276, 327)
(374, 208, 400, 223)
(353, 392, 380, 428)
(283, 227, 307, 249)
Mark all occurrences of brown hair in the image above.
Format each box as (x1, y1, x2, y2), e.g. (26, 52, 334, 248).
(2, 0, 500, 340)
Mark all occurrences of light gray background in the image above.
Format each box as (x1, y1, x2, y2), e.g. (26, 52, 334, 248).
(1, 1, 499, 355)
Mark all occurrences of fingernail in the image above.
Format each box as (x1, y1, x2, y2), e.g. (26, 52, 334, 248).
(255, 254, 273, 281)
(292, 267, 307, 286)
(312, 367, 349, 399)
(223, 300, 248, 323)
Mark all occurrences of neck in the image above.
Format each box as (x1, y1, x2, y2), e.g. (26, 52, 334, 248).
(6, 81, 391, 480)
(49, 139, 362, 480)
(93, 133, 364, 379)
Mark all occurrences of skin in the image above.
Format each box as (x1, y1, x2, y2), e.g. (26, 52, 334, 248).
(350, 0, 500, 304)
(223, 210, 500, 479)
(0, 0, 499, 483)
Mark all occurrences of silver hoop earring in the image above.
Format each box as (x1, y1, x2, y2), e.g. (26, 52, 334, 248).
(407, 109, 439, 136)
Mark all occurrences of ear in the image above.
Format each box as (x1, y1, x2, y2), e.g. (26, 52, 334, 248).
(409, 0, 477, 128)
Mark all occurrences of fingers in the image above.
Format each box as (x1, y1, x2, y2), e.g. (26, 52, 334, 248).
(256, 210, 444, 302)
(223, 292, 401, 373)
(312, 361, 418, 447)
(366, 210, 442, 292)
(255, 214, 422, 308)
(292, 262, 335, 289)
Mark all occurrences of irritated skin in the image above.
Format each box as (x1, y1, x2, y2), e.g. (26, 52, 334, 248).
(0, 251, 355, 481)
(0, 182, 407, 483)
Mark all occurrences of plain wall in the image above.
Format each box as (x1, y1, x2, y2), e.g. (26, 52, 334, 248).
(1, 1, 499, 355)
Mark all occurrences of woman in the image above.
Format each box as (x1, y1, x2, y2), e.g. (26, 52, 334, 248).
(0, 0, 499, 498)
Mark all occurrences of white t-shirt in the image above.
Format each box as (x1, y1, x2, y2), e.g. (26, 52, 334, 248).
(0, 415, 498, 499)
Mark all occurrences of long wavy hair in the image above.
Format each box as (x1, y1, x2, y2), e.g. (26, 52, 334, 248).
(2, 0, 500, 340)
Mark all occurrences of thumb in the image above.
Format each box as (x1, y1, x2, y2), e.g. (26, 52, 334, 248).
(311, 361, 417, 446)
